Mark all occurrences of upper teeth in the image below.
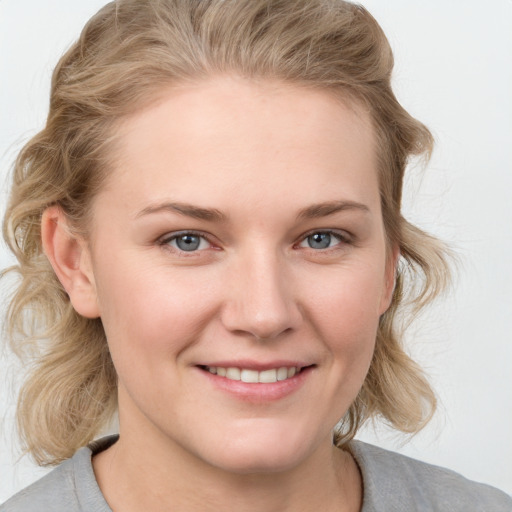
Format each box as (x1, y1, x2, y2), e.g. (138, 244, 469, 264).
(206, 366, 298, 383)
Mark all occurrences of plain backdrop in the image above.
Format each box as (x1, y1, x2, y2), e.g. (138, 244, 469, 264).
(1, 0, 511, 501)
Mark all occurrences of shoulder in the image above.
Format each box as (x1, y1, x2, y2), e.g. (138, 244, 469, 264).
(0, 437, 116, 512)
(349, 440, 512, 512)
(1, 457, 80, 512)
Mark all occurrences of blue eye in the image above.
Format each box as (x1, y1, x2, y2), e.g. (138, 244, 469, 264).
(163, 232, 211, 252)
(299, 231, 346, 250)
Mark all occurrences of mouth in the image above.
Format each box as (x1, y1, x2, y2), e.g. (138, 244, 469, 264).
(198, 365, 312, 384)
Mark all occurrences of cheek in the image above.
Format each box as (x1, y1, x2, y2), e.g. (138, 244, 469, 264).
(93, 260, 222, 367)
(303, 262, 385, 384)
(303, 261, 386, 337)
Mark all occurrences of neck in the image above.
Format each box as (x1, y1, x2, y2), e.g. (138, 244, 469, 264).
(93, 425, 362, 512)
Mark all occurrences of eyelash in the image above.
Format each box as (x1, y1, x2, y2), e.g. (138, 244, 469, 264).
(158, 229, 352, 254)
(158, 230, 213, 254)
(296, 229, 352, 251)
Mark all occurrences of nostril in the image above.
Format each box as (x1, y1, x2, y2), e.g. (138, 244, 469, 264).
(220, 278, 303, 339)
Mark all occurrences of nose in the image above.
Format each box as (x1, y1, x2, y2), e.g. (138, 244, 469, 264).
(220, 249, 303, 340)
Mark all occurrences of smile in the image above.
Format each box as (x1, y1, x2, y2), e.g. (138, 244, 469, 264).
(202, 366, 302, 383)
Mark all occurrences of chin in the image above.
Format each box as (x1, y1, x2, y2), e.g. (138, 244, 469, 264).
(212, 448, 305, 475)
(197, 426, 317, 475)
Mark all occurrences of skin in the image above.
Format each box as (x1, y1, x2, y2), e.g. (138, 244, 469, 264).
(42, 76, 397, 512)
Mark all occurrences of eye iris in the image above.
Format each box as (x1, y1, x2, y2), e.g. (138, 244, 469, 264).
(176, 234, 200, 251)
(308, 232, 331, 249)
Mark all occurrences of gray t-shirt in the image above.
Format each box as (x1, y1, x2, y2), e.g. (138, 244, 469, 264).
(1, 436, 511, 511)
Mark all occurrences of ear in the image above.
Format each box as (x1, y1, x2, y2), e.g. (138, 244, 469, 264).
(379, 244, 400, 315)
(41, 206, 100, 319)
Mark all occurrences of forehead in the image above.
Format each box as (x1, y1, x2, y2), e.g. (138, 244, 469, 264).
(114, 77, 374, 155)
(97, 77, 378, 219)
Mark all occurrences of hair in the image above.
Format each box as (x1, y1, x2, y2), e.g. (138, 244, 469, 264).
(2, 0, 450, 466)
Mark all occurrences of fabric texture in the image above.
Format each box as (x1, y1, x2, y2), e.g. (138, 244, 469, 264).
(1, 436, 511, 511)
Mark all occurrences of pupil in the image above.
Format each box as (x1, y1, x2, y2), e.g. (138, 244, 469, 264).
(177, 234, 200, 251)
(309, 232, 330, 249)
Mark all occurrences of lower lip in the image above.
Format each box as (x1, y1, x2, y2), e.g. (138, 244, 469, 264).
(197, 366, 314, 402)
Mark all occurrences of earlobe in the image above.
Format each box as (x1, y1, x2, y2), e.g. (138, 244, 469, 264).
(41, 206, 100, 319)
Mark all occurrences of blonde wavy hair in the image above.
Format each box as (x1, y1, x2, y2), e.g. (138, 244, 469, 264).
(2, 0, 450, 466)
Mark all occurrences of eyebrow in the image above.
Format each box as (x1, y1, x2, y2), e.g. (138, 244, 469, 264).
(136, 199, 370, 222)
(296, 200, 370, 220)
(136, 202, 227, 222)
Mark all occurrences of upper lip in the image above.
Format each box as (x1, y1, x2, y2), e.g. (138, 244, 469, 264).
(196, 360, 313, 371)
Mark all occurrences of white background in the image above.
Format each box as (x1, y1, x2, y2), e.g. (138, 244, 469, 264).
(1, 0, 511, 501)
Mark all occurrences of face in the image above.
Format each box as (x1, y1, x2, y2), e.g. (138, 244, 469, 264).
(82, 77, 395, 473)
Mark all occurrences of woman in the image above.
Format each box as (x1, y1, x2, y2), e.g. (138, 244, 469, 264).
(1, 0, 511, 510)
